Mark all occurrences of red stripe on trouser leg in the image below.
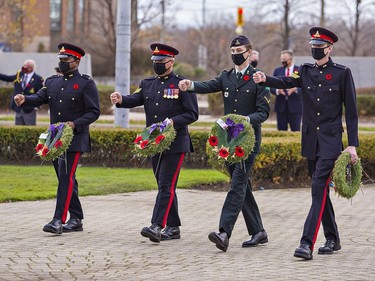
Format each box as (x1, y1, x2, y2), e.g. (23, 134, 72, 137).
(162, 153, 185, 228)
(62, 152, 81, 223)
(311, 176, 330, 250)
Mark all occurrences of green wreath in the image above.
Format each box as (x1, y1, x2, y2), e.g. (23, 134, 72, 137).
(134, 120, 176, 157)
(332, 152, 362, 199)
(206, 113, 255, 165)
(35, 123, 74, 161)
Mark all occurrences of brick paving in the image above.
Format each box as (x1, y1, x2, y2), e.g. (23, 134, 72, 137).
(0, 184, 374, 281)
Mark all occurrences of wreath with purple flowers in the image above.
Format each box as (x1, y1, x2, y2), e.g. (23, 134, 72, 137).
(207, 114, 255, 165)
(134, 119, 176, 157)
(35, 123, 74, 161)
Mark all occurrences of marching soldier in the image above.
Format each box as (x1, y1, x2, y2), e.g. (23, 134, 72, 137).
(253, 27, 359, 260)
(14, 43, 100, 234)
(110, 43, 198, 243)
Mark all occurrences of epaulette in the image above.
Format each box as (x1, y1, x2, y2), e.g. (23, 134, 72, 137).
(301, 63, 314, 68)
(174, 74, 185, 80)
(333, 63, 347, 70)
(48, 74, 60, 79)
(144, 75, 157, 81)
(81, 74, 92, 80)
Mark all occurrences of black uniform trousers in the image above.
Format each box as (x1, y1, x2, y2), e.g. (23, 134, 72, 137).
(301, 157, 339, 250)
(151, 153, 185, 228)
(276, 104, 301, 132)
(219, 153, 264, 238)
(52, 152, 83, 223)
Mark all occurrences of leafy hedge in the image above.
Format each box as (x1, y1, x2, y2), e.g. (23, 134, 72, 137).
(1, 126, 374, 187)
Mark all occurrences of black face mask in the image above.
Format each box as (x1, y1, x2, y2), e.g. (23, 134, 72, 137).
(21, 67, 28, 73)
(281, 61, 288, 67)
(311, 46, 330, 60)
(153, 61, 171, 75)
(58, 61, 72, 74)
(250, 60, 258, 68)
(231, 50, 249, 66)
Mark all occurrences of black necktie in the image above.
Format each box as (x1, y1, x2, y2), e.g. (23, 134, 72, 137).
(237, 72, 242, 82)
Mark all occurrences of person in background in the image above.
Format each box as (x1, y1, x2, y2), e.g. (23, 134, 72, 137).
(270, 50, 302, 131)
(110, 43, 198, 243)
(14, 43, 100, 235)
(253, 27, 358, 260)
(179, 35, 270, 252)
(249, 50, 259, 68)
(0, 59, 43, 125)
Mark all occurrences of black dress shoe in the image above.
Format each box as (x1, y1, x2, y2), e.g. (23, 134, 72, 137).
(208, 231, 229, 252)
(141, 223, 161, 243)
(318, 240, 341, 254)
(161, 226, 180, 241)
(242, 230, 268, 247)
(43, 218, 63, 235)
(294, 243, 313, 260)
(63, 218, 83, 232)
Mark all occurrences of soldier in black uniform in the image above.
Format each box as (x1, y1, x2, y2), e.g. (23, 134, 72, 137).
(110, 43, 198, 243)
(179, 35, 271, 252)
(253, 27, 359, 260)
(14, 43, 100, 234)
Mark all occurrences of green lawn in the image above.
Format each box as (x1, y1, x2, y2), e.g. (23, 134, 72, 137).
(0, 165, 229, 203)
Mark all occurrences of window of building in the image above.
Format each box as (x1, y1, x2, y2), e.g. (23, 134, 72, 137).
(50, 0, 61, 31)
(66, 0, 75, 31)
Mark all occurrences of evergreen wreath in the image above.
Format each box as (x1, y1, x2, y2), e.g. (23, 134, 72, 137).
(332, 152, 362, 199)
(134, 120, 176, 157)
(207, 114, 255, 165)
(35, 123, 74, 161)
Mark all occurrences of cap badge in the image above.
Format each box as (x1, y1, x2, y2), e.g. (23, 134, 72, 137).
(235, 40, 240, 45)
(154, 47, 160, 53)
(60, 46, 65, 52)
(314, 31, 320, 38)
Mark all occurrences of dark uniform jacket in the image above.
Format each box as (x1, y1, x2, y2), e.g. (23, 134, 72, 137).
(22, 70, 100, 152)
(271, 65, 302, 114)
(117, 72, 198, 154)
(263, 58, 359, 160)
(0, 71, 44, 113)
(193, 66, 271, 154)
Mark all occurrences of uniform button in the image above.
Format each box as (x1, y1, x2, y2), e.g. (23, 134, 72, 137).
(49, 96, 51, 99)
(235, 99, 237, 102)
(72, 98, 74, 100)
(320, 71, 323, 74)
(158, 91, 160, 93)
(329, 88, 332, 92)
(234, 109, 237, 113)
(307, 86, 310, 89)
(318, 84, 321, 87)
(236, 89, 239, 92)
(156, 103, 159, 106)
(317, 112, 320, 116)
(59, 100, 62, 102)
(246, 90, 249, 92)
(317, 98, 320, 101)
(58, 112, 61, 115)
(65, 78, 67, 80)
(154, 115, 157, 118)
(161, 82, 164, 84)
(226, 88, 229, 90)
(317, 127, 320, 130)
(61, 88, 64, 90)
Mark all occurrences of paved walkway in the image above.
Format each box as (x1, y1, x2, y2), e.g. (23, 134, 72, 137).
(0, 184, 374, 280)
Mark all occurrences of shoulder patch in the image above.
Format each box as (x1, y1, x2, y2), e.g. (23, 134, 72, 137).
(301, 63, 314, 68)
(133, 87, 142, 94)
(333, 63, 347, 70)
(289, 72, 300, 79)
(81, 74, 92, 80)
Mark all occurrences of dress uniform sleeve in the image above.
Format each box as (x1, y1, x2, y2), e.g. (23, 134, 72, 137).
(248, 84, 271, 125)
(171, 90, 199, 129)
(116, 82, 145, 109)
(342, 68, 359, 147)
(263, 74, 301, 89)
(0, 73, 17, 82)
(23, 86, 49, 107)
(73, 79, 100, 133)
(193, 73, 223, 94)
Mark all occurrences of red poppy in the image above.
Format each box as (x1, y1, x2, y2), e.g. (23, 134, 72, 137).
(235, 146, 245, 157)
(218, 147, 229, 159)
(155, 135, 165, 144)
(27, 83, 31, 88)
(325, 74, 332, 80)
(169, 84, 175, 88)
(35, 143, 44, 152)
(54, 140, 63, 148)
(134, 135, 143, 144)
(42, 147, 49, 157)
(208, 136, 219, 147)
(140, 140, 149, 149)
(73, 84, 79, 89)
(243, 75, 250, 81)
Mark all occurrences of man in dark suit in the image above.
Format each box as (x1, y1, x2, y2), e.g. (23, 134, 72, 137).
(110, 43, 199, 243)
(0, 59, 44, 125)
(253, 27, 359, 260)
(14, 43, 100, 234)
(271, 50, 302, 131)
(179, 35, 270, 252)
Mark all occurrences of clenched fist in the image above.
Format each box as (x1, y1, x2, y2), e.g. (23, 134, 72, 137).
(14, 94, 25, 106)
(110, 92, 122, 105)
(178, 79, 192, 91)
(253, 71, 266, 83)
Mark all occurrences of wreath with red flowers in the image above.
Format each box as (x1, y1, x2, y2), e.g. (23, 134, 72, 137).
(134, 119, 176, 157)
(207, 114, 255, 165)
(35, 123, 74, 161)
